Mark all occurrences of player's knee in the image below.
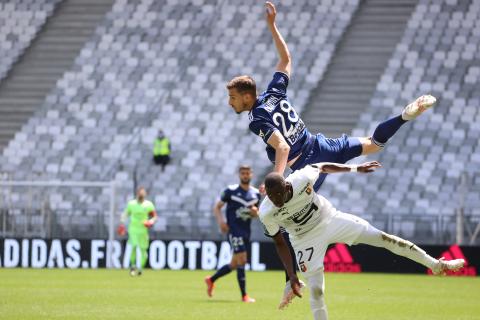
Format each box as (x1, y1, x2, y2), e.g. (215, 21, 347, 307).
(361, 137, 382, 155)
(310, 285, 324, 299)
(237, 254, 247, 266)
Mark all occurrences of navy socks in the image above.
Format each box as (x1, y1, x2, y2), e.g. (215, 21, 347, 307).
(211, 264, 232, 282)
(372, 115, 407, 147)
(237, 267, 246, 296)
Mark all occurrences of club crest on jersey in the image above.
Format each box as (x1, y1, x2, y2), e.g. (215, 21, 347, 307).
(299, 262, 307, 272)
(235, 207, 252, 221)
(300, 183, 313, 195)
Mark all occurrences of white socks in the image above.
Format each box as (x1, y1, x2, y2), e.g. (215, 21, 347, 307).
(307, 269, 328, 320)
(356, 224, 437, 270)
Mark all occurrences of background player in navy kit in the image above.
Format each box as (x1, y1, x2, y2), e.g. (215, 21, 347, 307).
(204, 165, 261, 303)
(226, 1, 437, 305)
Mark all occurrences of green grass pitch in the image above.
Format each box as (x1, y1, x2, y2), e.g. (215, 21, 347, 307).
(1, 269, 479, 319)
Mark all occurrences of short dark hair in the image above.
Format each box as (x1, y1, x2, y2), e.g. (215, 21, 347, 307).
(238, 165, 252, 172)
(226, 75, 256, 97)
(264, 172, 285, 192)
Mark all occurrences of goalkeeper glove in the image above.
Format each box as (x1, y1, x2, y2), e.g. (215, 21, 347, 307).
(143, 220, 154, 228)
(117, 224, 126, 236)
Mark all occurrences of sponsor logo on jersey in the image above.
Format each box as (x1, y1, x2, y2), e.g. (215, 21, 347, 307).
(324, 243, 361, 273)
(285, 119, 305, 145)
(427, 244, 476, 276)
(288, 202, 315, 226)
(235, 207, 252, 221)
(278, 206, 289, 216)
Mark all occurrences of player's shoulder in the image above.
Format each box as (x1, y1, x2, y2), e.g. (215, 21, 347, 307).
(288, 165, 318, 185)
(272, 71, 290, 82)
(144, 199, 155, 207)
(259, 197, 275, 218)
(249, 100, 273, 121)
(127, 199, 137, 205)
(249, 186, 260, 194)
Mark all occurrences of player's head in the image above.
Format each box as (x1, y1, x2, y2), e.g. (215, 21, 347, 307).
(238, 165, 253, 185)
(264, 172, 288, 207)
(136, 186, 147, 201)
(226, 75, 257, 113)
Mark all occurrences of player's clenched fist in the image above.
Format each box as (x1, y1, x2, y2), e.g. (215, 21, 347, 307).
(265, 1, 276, 24)
(249, 205, 259, 218)
(117, 224, 126, 236)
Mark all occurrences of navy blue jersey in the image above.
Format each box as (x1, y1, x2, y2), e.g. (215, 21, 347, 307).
(248, 72, 312, 163)
(220, 184, 261, 237)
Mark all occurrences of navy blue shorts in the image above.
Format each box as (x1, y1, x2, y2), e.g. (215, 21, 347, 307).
(228, 233, 249, 254)
(290, 133, 363, 191)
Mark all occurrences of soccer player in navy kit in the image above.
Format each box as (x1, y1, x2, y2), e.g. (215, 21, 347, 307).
(226, 1, 437, 307)
(205, 165, 261, 303)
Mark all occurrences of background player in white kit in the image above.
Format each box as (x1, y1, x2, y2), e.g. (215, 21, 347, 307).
(259, 163, 465, 319)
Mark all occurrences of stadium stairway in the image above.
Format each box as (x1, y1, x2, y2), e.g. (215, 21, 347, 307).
(302, 0, 417, 138)
(0, 0, 114, 151)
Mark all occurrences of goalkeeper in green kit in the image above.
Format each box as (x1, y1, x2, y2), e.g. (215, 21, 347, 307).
(117, 186, 157, 276)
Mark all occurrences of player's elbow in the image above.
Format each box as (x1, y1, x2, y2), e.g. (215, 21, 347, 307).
(278, 142, 290, 154)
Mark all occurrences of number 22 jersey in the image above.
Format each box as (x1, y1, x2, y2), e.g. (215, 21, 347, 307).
(248, 72, 312, 163)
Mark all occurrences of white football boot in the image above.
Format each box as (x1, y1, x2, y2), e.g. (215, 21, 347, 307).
(402, 95, 437, 121)
(431, 257, 465, 275)
(278, 279, 306, 310)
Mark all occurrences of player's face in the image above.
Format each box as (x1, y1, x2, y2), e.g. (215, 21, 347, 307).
(137, 188, 147, 200)
(228, 88, 249, 114)
(239, 169, 252, 184)
(266, 186, 286, 208)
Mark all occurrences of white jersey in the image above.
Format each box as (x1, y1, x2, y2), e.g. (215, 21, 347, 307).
(259, 165, 335, 243)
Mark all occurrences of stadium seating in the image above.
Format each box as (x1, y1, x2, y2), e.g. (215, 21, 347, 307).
(0, 0, 59, 80)
(1, 0, 478, 242)
(319, 0, 480, 238)
(0, 0, 360, 238)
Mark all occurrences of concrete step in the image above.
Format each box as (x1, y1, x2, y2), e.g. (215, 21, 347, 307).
(306, 109, 365, 118)
(302, 0, 415, 137)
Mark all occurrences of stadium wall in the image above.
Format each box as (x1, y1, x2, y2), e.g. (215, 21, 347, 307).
(0, 238, 478, 277)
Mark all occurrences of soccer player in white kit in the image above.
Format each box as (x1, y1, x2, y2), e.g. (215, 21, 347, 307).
(259, 162, 465, 320)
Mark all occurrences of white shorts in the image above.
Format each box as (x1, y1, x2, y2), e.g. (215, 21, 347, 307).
(290, 210, 370, 277)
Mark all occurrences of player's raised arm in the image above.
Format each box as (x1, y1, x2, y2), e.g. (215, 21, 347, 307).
(314, 161, 382, 174)
(267, 131, 290, 175)
(265, 2, 291, 77)
(213, 200, 229, 233)
(271, 232, 302, 299)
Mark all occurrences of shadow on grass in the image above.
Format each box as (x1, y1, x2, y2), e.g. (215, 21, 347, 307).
(197, 299, 238, 304)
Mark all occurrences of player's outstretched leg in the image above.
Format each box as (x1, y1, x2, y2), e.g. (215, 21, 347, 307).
(355, 224, 464, 275)
(306, 269, 328, 320)
(369, 95, 436, 148)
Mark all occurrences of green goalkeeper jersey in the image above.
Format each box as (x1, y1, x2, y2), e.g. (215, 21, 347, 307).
(125, 199, 156, 234)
